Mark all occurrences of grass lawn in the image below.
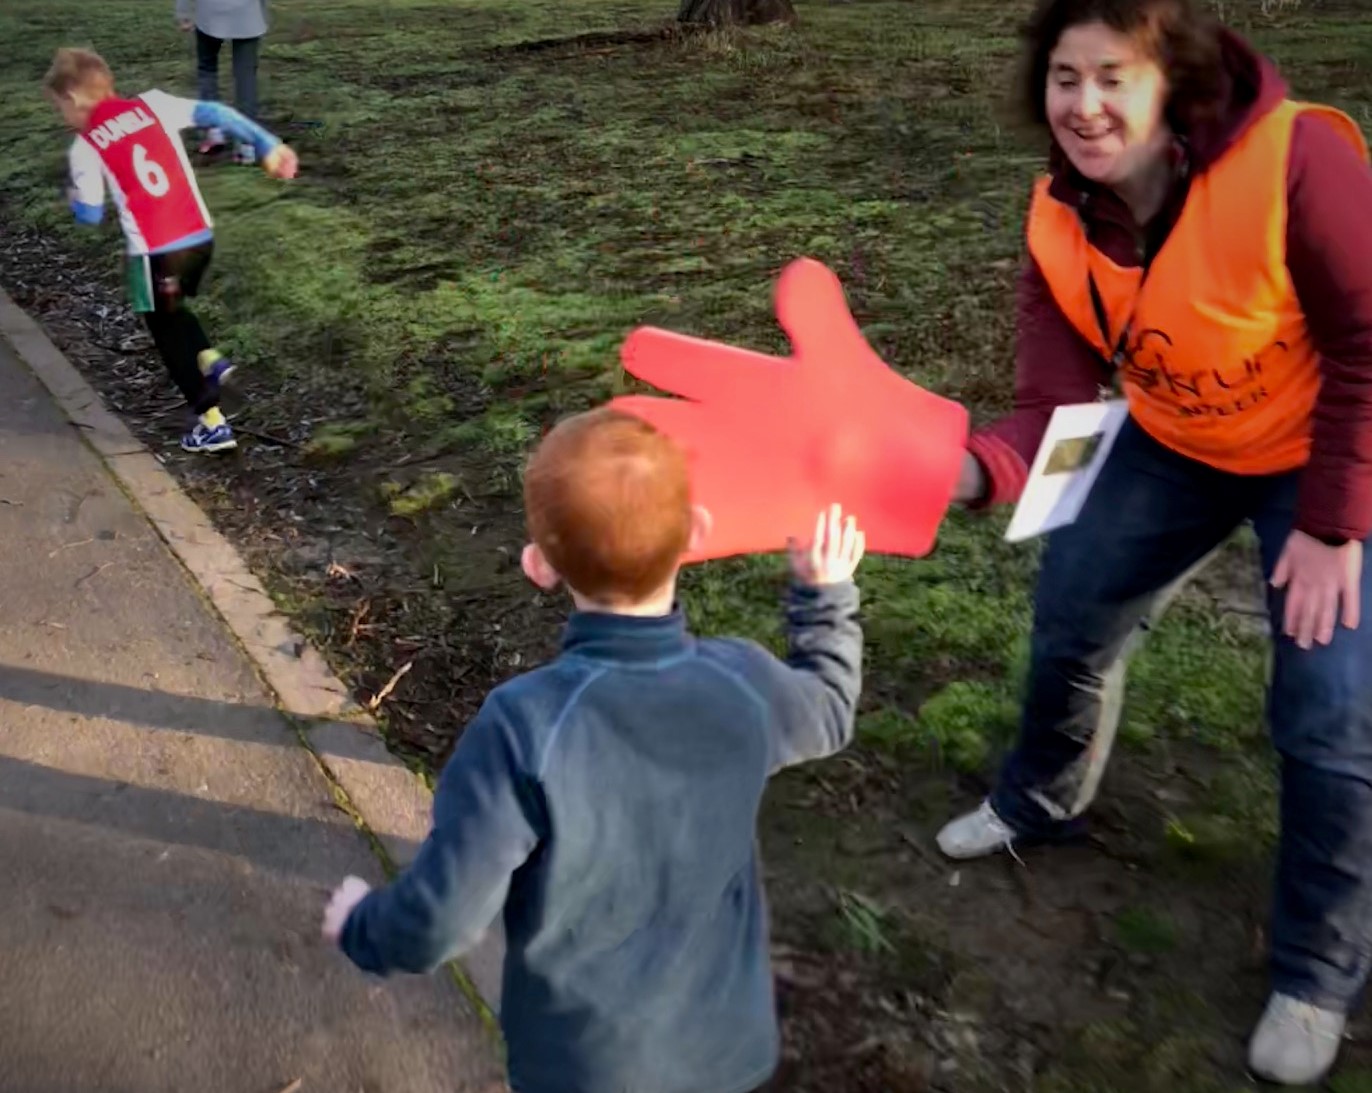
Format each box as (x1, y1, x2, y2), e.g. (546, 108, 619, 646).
(3, 0, 1372, 1087)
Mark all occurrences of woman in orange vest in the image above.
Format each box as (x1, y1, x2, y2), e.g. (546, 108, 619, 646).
(934, 0, 1372, 1084)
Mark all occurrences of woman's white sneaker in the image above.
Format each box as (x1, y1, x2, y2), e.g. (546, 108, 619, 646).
(936, 799, 1018, 860)
(1247, 993, 1346, 1086)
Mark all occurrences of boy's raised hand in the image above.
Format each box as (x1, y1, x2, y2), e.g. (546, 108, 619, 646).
(263, 144, 299, 180)
(789, 503, 865, 587)
(322, 875, 372, 943)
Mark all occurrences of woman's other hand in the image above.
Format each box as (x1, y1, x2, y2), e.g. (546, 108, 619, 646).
(1272, 529, 1363, 649)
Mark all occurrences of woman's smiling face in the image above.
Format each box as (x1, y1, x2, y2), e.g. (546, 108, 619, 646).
(1045, 20, 1170, 189)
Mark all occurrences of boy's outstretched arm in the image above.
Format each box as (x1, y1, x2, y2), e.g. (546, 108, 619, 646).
(140, 89, 297, 176)
(190, 100, 280, 160)
(769, 575, 863, 769)
(735, 505, 865, 772)
(330, 699, 543, 976)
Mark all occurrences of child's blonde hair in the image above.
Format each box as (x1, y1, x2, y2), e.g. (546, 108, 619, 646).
(43, 48, 115, 100)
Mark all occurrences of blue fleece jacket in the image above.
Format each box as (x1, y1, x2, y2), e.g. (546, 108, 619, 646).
(340, 580, 863, 1093)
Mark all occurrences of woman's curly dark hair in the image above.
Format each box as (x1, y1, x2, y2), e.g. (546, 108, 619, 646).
(1016, 0, 1228, 135)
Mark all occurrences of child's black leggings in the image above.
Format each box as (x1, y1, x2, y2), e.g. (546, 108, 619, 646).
(139, 243, 218, 415)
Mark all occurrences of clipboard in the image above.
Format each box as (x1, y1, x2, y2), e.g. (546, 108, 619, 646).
(1005, 399, 1129, 543)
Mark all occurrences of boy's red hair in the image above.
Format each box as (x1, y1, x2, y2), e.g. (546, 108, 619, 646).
(524, 409, 692, 604)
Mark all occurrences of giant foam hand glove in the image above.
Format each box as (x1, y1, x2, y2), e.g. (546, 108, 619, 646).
(608, 258, 970, 562)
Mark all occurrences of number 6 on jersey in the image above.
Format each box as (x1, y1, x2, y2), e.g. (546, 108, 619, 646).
(133, 143, 170, 198)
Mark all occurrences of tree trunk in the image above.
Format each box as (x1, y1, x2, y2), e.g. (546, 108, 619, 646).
(677, 0, 796, 28)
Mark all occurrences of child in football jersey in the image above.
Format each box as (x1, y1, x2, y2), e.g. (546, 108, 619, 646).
(44, 47, 298, 454)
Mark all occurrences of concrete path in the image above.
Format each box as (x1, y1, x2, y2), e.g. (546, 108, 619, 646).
(0, 334, 503, 1092)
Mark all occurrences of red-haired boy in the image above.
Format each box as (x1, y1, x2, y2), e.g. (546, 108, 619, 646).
(323, 408, 866, 1093)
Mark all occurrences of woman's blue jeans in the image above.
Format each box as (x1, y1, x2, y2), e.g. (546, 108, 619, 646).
(992, 418, 1372, 1011)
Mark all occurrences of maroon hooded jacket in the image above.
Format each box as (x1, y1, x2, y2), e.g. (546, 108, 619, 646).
(967, 30, 1372, 544)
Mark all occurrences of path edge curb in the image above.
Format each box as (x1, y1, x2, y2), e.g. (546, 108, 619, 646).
(0, 286, 505, 1019)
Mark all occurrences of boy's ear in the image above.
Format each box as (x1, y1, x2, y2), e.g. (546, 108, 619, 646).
(521, 543, 561, 591)
(687, 505, 713, 554)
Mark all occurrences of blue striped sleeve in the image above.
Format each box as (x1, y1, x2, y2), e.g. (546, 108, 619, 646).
(67, 138, 105, 225)
(191, 101, 282, 158)
(70, 201, 104, 226)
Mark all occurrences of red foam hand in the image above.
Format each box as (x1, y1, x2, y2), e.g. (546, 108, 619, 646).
(609, 258, 970, 562)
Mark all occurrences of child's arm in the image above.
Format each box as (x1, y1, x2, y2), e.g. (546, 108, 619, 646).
(67, 140, 106, 226)
(763, 576, 863, 771)
(332, 700, 542, 975)
(140, 89, 297, 176)
(731, 505, 865, 772)
(175, 0, 194, 29)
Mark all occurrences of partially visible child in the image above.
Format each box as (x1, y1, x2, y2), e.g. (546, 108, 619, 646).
(44, 47, 297, 453)
(174, 0, 269, 162)
(322, 408, 867, 1093)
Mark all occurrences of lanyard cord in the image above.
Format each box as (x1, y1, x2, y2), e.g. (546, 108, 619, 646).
(1077, 148, 1181, 397)
(1085, 246, 1158, 398)
(1087, 272, 1131, 370)
(1086, 272, 1127, 398)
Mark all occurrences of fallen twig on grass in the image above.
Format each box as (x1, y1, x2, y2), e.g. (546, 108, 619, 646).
(49, 537, 94, 557)
(366, 660, 413, 711)
(233, 425, 302, 449)
(347, 599, 373, 647)
(896, 825, 940, 869)
(74, 562, 115, 587)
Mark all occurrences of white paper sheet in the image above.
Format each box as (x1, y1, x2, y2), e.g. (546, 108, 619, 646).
(1005, 399, 1129, 544)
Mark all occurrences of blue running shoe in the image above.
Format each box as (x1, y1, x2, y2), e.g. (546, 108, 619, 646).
(181, 422, 238, 453)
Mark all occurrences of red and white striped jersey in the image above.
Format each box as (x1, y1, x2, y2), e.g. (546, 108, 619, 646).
(69, 91, 213, 256)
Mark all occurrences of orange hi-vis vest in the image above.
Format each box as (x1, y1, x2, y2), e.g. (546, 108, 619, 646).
(1027, 99, 1369, 475)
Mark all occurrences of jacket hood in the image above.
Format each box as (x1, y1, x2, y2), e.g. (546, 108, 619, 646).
(1186, 27, 1288, 171)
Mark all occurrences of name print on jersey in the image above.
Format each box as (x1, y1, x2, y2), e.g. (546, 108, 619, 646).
(85, 105, 156, 150)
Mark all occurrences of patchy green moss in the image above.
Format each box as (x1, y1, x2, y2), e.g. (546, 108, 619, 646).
(384, 472, 459, 517)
